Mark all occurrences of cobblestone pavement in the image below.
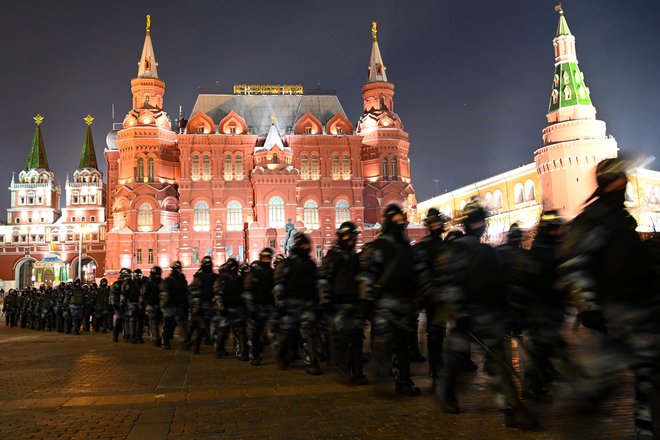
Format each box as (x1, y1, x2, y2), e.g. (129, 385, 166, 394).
(0, 323, 636, 440)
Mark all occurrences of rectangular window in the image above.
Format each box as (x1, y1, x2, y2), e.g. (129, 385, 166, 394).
(205, 247, 213, 258)
(192, 247, 199, 264)
(136, 249, 143, 265)
(147, 248, 154, 264)
(225, 246, 233, 259)
(269, 240, 276, 249)
(315, 245, 323, 261)
(238, 246, 244, 262)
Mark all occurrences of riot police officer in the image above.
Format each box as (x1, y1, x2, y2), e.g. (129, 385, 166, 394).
(160, 261, 190, 350)
(213, 258, 248, 360)
(94, 278, 112, 333)
(142, 267, 163, 347)
(111, 268, 131, 343)
(68, 278, 87, 335)
(360, 204, 431, 396)
(122, 270, 143, 344)
(319, 222, 368, 384)
(273, 233, 322, 374)
(242, 248, 276, 366)
(435, 200, 537, 429)
(188, 256, 218, 354)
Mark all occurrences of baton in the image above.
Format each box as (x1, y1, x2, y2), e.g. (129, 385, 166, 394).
(464, 330, 521, 381)
(374, 310, 416, 333)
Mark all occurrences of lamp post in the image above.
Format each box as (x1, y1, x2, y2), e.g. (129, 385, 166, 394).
(78, 223, 86, 280)
(433, 179, 440, 196)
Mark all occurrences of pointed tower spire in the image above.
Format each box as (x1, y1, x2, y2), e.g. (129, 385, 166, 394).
(548, 5, 591, 113)
(137, 14, 158, 78)
(258, 115, 286, 151)
(78, 115, 98, 169)
(368, 21, 388, 82)
(25, 114, 49, 170)
(555, 4, 571, 36)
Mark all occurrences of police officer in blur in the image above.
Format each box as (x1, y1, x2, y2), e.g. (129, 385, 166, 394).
(559, 158, 660, 439)
(242, 248, 276, 366)
(68, 278, 87, 335)
(94, 278, 111, 333)
(360, 204, 431, 396)
(141, 267, 163, 346)
(122, 269, 143, 344)
(160, 261, 190, 350)
(435, 199, 537, 429)
(319, 222, 368, 384)
(132, 269, 148, 342)
(188, 256, 217, 354)
(273, 233, 321, 374)
(416, 208, 448, 386)
(111, 268, 131, 342)
(213, 258, 248, 360)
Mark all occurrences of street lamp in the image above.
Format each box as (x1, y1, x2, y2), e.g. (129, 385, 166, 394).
(433, 179, 440, 196)
(78, 223, 87, 280)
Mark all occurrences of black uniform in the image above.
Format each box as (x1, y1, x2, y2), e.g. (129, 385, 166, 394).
(242, 261, 275, 365)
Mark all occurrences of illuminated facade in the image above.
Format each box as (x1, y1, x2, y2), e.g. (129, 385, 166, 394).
(0, 116, 106, 289)
(104, 19, 420, 278)
(418, 7, 660, 237)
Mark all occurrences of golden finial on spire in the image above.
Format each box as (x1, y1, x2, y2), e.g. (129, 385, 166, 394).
(555, 3, 563, 14)
(146, 14, 151, 34)
(33, 114, 44, 126)
(83, 114, 94, 126)
(372, 21, 378, 41)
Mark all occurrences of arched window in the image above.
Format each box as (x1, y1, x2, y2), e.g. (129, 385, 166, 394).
(147, 158, 154, 182)
(484, 192, 493, 209)
(301, 155, 309, 179)
(331, 155, 340, 180)
(235, 155, 243, 181)
(304, 200, 319, 230)
(381, 157, 388, 180)
(137, 203, 153, 232)
(137, 158, 145, 182)
(224, 155, 232, 180)
(191, 155, 200, 181)
(226, 201, 243, 231)
(342, 155, 350, 180)
(193, 201, 210, 232)
(335, 200, 350, 228)
(311, 155, 319, 180)
(202, 155, 211, 181)
(514, 182, 524, 205)
(390, 158, 398, 180)
(493, 190, 503, 209)
(524, 179, 536, 202)
(268, 196, 285, 228)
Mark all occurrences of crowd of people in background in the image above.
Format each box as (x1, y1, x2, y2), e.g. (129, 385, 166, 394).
(3, 158, 660, 439)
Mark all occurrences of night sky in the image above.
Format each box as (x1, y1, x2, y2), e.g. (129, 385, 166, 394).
(1, 0, 659, 215)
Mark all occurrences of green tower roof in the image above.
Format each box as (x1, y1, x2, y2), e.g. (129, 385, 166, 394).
(25, 124, 49, 171)
(556, 12, 572, 36)
(78, 124, 98, 169)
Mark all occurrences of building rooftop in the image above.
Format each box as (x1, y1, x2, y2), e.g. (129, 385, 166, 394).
(190, 89, 347, 136)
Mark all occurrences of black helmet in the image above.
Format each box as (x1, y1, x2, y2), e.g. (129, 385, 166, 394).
(134, 268, 142, 275)
(226, 258, 239, 270)
(150, 266, 163, 277)
(259, 248, 274, 259)
(507, 222, 523, 244)
(424, 208, 445, 226)
(337, 221, 359, 238)
(119, 268, 132, 279)
(460, 199, 487, 236)
(539, 210, 565, 228)
(201, 255, 213, 267)
(291, 232, 311, 252)
(100, 278, 108, 286)
(171, 261, 182, 271)
(381, 203, 406, 234)
(596, 157, 629, 188)
(73, 278, 81, 286)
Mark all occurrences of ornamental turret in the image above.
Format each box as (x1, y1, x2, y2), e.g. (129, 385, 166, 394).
(534, 5, 618, 215)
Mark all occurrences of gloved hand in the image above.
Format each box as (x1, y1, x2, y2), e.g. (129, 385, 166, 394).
(277, 305, 287, 317)
(577, 310, 607, 334)
(455, 316, 472, 333)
